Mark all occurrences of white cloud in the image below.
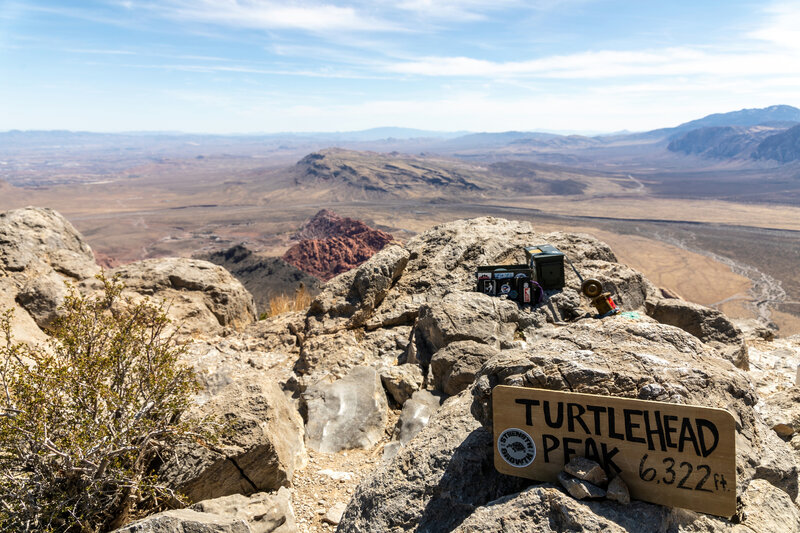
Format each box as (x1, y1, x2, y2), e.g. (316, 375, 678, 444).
(141, 0, 403, 33)
(386, 46, 799, 80)
(748, 2, 800, 52)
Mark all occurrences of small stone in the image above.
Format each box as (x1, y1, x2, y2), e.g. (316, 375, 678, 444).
(323, 502, 348, 525)
(606, 476, 631, 504)
(558, 471, 606, 500)
(318, 469, 354, 481)
(772, 423, 796, 439)
(564, 457, 608, 486)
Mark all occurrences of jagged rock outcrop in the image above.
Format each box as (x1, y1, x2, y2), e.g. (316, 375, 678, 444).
(282, 210, 395, 281)
(160, 375, 306, 503)
(298, 217, 746, 385)
(107, 258, 257, 335)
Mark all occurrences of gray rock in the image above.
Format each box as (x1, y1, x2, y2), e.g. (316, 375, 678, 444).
(757, 389, 800, 439)
(411, 292, 522, 364)
(305, 243, 409, 335)
(15, 270, 67, 330)
(430, 340, 501, 396)
(109, 258, 257, 335)
(452, 485, 696, 533)
(363, 218, 623, 330)
(161, 378, 306, 503)
(0, 207, 95, 275)
(645, 297, 748, 369)
(606, 476, 630, 505)
(304, 366, 388, 453)
(558, 471, 606, 499)
(735, 479, 800, 533)
(0, 279, 50, 345)
(245, 312, 305, 355)
(393, 390, 443, 444)
(296, 330, 373, 387)
(564, 457, 608, 486)
(322, 502, 347, 526)
(112, 509, 249, 533)
(191, 488, 298, 533)
(380, 364, 424, 405)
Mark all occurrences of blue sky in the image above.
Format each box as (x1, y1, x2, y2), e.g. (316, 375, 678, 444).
(1, 1, 798, 133)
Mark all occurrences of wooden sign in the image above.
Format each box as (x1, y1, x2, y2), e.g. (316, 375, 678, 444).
(492, 386, 737, 517)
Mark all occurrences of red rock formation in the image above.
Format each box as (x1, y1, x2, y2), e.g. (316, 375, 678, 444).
(283, 210, 394, 281)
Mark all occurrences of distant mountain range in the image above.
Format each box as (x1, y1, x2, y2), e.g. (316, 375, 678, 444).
(3, 105, 800, 164)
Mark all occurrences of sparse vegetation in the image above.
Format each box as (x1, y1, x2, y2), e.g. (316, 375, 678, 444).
(266, 284, 313, 317)
(0, 275, 201, 532)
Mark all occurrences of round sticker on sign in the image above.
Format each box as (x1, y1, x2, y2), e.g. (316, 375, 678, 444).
(497, 428, 536, 468)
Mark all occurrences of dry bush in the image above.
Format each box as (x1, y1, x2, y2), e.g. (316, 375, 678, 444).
(266, 284, 312, 317)
(0, 275, 203, 532)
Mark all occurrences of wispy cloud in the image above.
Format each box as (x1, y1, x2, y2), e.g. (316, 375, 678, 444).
(385, 47, 799, 79)
(747, 2, 800, 52)
(135, 0, 404, 33)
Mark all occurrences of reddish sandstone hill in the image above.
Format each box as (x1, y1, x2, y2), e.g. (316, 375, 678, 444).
(282, 210, 394, 281)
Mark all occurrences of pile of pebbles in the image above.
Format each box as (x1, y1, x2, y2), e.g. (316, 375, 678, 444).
(558, 457, 630, 504)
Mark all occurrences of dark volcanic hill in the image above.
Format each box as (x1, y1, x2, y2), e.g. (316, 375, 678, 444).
(292, 149, 486, 199)
(282, 210, 394, 281)
(196, 244, 320, 314)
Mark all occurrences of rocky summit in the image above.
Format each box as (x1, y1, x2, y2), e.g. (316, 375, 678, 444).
(1, 207, 798, 533)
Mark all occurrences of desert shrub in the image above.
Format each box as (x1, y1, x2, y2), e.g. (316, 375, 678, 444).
(266, 284, 312, 317)
(0, 275, 202, 532)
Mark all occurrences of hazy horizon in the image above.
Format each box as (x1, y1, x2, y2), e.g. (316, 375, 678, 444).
(2, 1, 799, 133)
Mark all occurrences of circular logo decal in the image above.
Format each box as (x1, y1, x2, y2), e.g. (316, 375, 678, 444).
(500, 283, 511, 294)
(498, 428, 536, 468)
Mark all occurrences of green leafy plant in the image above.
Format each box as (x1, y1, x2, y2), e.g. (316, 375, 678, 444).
(0, 274, 202, 532)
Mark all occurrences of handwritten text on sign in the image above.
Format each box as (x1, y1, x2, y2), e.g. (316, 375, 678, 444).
(492, 386, 737, 517)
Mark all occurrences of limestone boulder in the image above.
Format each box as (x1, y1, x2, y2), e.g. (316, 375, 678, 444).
(112, 509, 249, 533)
(411, 292, 524, 364)
(109, 258, 257, 335)
(393, 390, 443, 445)
(430, 340, 501, 396)
(0, 207, 96, 276)
(244, 312, 305, 355)
(305, 243, 409, 335)
(303, 366, 388, 453)
(14, 270, 68, 330)
(191, 488, 298, 533)
(161, 377, 306, 503)
(380, 364, 424, 405)
(645, 297, 748, 369)
(361, 218, 627, 330)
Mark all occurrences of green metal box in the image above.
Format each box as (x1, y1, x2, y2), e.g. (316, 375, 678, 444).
(524, 244, 565, 290)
